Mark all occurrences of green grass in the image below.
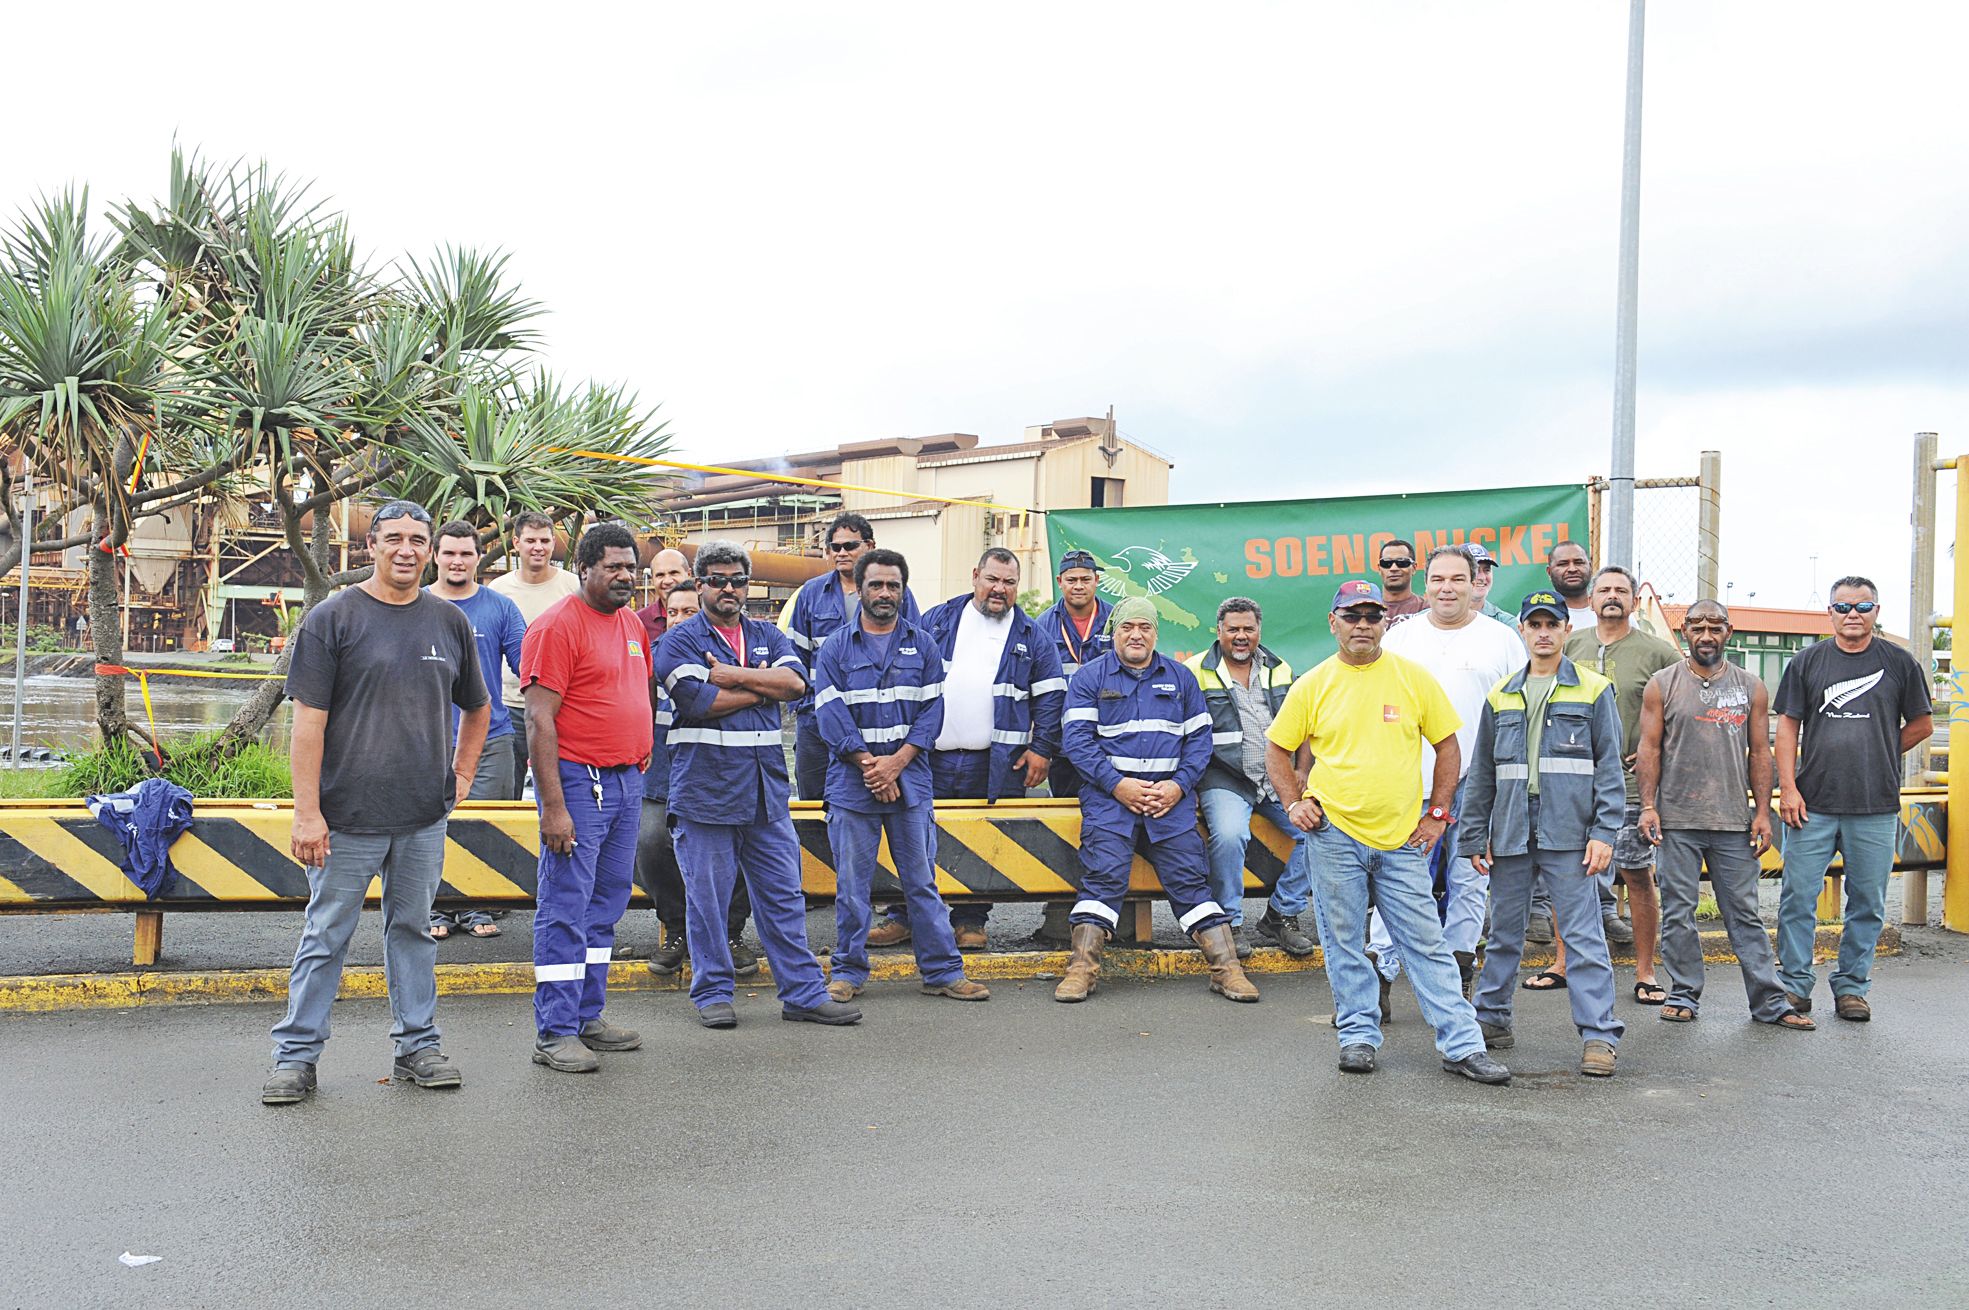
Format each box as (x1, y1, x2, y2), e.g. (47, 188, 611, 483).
(0, 735, 293, 800)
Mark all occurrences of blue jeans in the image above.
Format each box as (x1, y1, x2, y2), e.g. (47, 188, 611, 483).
(1306, 820, 1484, 1059)
(1775, 809, 1898, 999)
(1197, 787, 1311, 926)
(828, 807, 965, 987)
(271, 820, 447, 1067)
(1368, 781, 1479, 975)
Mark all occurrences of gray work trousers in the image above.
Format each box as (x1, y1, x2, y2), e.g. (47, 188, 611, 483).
(1656, 828, 1792, 1022)
(271, 820, 448, 1067)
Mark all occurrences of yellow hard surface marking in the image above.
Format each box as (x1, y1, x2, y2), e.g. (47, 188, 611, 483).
(955, 819, 1077, 894)
(0, 924, 1885, 1012)
(166, 834, 283, 902)
(439, 841, 531, 899)
(6, 818, 143, 901)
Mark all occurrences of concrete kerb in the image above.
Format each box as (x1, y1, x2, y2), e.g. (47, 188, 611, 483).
(0, 924, 1889, 1013)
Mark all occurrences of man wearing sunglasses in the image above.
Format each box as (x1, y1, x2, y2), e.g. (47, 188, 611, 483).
(1376, 538, 1426, 626)
(783, 513, 920, 804)
(656, 541, 860, 1029)
(1265, 580, 1508, 1084)
(1772, 577, 1931, 1023)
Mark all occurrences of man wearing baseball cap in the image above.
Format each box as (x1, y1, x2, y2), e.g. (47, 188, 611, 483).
(1459, 591, 1627, 1077)
(1463, 543, 1516, 626)
(1265, 579, 1509, 1084)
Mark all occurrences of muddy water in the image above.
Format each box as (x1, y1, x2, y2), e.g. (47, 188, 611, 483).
(5, 674, 292, 754)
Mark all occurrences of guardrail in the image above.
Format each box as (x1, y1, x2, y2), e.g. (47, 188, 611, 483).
(0, 791, 1945, 965)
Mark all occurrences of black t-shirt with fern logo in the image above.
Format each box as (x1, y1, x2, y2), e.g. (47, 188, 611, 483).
(1773, 637, 1930, 815)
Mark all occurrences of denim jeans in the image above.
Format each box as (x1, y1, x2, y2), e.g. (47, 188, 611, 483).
(1197, 786, 1312, 926)
(1306, 820, 1484, 1059)
(1775, 809, 1898, 999)
(1368, 780, 1477, 975)
(271, 820, 448, 1067)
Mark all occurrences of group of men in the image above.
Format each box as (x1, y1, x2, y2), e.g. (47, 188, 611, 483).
(259, 500, 1929, 1104)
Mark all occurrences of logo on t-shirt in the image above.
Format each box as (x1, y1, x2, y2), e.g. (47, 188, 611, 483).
(1383, 704, 1401, 723)
(1820, 670, 1884, 718)
(421, 644, 446, 664)
(627, 640, 644, 659)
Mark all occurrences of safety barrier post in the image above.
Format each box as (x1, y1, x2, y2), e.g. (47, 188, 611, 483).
(1949, 454, 1969, 932)
(1905, 434, 1939, 924)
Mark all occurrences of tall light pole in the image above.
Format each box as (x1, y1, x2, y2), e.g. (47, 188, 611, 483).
(1606, 0, 1646, 568)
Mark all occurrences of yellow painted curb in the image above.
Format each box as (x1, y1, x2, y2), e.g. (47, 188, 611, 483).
(0, 924, 1890, 1013)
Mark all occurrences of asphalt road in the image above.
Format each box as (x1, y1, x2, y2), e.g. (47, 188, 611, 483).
(5, 946, 1967, 1308)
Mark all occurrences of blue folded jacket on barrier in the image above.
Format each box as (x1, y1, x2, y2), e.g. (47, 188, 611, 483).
(85, 778, 195, 898)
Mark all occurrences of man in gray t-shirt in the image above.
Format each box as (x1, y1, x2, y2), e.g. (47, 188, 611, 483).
(1637, 600, 1811, 1030)
(263, 501, 491, 1107)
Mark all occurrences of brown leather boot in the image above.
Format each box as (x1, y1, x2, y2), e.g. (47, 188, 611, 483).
(1053, 923, 1106, 1003)
(1194, 924, 1261, 1003)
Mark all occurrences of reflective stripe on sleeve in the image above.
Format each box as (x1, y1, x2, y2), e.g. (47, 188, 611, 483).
(1094, 718, 1187, 737)
(1212, 731, 1241, 746)
(1030, 677, 1068, 695)
(1063, 707, 1098, 723)
(1180, 712, 1212, 735)
(991, 682, 1030, 701)
(990, 729, 1032, 747)
(663, 662, 710, 690)
(860, 722, 914, 742)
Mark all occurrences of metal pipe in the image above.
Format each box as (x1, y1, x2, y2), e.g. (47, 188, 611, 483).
(11, 464, 30, 769)
(1949, 455, 1969, 932)
(1696, 450, 1721, 601)
(1605, 0, 1646, 568)
(1909, 433, 1938, 788)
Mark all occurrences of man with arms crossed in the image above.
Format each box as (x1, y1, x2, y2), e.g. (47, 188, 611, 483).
(1773, 576, 1931, 1022)
(1265, 580, 1507, 1084)
(1637, 600, 1813, 1030)
(657, 541, 860, 1029)
(489, 511, 581, 797)
(264, 501, 488, 1105)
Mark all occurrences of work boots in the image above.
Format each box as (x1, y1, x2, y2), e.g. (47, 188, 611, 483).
(1053, 923, 1106, 1002)
(1193, 924, 1261, 1003)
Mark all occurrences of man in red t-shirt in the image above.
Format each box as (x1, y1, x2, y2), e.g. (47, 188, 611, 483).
(520, 523, 655, 1073)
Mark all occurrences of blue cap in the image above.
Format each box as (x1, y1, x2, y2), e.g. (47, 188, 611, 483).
(1057, 549, 1103, 574)
(1331, 580, 1386, 612)
(1518, 590, 1569, 621)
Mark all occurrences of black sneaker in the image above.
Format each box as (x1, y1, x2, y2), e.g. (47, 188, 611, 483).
(647, 926, 688, 977)
(1255, 906, 1317, 957)
(783, 998, 863, 1026)
(1338, 1044, 1376, 1074)
(1602, 910, 1635, 945)
(261, 1063, 316, 1106)
(729, 936, 761, 978)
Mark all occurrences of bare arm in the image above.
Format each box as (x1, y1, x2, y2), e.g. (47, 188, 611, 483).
(1775, 714, 1806, 827)
(1636, 677, 1665, 841)
(1405, 733, 1460, 853)
(290, 705, 330, 867)
(525, 684, 575, 855)
(1902, 713, 1934, 754)
(1748, 680, 1775, 853)
(452, 702, 490, 805)
(1268, 741, 1323, 831)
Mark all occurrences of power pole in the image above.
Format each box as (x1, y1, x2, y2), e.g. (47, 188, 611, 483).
(1606, 0, 1646, 568)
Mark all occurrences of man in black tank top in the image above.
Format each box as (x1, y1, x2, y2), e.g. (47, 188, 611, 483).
(1636, 601, 1812, 1030)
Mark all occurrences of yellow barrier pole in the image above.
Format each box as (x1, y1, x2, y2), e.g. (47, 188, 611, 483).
(1949, 456, 1969, 931)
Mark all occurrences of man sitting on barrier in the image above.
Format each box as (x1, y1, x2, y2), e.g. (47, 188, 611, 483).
(815, 548, 988, 1004)
(522, 523, 654, 1073)
(655, 540, 860, 1029)
(1055, 595, 1259, 1004)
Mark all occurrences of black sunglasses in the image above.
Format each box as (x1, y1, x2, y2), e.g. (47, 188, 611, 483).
(1378, 557, 1414, 568)
(1830, 601, 1877, 615)
(699, 574, 751, 590)
(1336, 608, 1388, 626)
(827, 540, 866, 553)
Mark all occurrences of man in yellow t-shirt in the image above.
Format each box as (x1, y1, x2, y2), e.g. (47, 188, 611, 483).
(1265, 580, 1510, 1086)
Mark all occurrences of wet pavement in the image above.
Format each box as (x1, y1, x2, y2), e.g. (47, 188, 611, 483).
(4, 944, 1966, 1307)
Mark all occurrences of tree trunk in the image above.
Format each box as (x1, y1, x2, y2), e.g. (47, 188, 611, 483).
(214, 507, 342, 752)
(86, 511, 131, 749)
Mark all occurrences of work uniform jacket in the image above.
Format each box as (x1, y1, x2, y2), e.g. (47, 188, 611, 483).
(782, 571, 920, 718)
(654, 612, 806, 825)
(1459, 656, 1624, 859)
(813, 618, 945, 814)
(1037, 595, 1113, 676)
(920, 595, 1067, 801)
(1182, 641, 1294, 804)
(1062, 650, 1214, 842)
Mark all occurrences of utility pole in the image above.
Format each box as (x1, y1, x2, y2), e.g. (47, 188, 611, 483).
(11, 464, 31, 768)
(1606, 0, 1646, 568)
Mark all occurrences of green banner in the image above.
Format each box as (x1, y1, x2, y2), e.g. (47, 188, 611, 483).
(1046, 482, 1589, 670)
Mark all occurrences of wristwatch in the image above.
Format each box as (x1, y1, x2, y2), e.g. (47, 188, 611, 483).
(1426, 805, 1455, 824)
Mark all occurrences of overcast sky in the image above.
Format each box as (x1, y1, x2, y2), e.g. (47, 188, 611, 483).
(8, 1, 1964, 619)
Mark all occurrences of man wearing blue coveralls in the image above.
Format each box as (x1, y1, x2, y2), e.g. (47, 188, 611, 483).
(815, 548, 989, 1004)
(1055, 595, 1259, 1004)
(655, 540, 861, 1029)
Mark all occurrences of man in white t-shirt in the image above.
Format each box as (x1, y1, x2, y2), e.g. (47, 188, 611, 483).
(1371, 544, 1525, 1001)
(488, 511, 581, 798)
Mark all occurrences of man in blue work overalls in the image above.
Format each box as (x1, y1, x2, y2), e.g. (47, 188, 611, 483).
(1055, 595, 1259, 1005)
(814, 548, 989, 1004)
(655, 540, 861, 1030)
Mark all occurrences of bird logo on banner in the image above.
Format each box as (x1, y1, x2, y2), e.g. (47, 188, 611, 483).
(1097, 545, 1198, 597)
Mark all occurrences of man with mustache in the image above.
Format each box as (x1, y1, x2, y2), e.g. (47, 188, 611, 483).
(1636, 600, 1813, 1030)
(521, 523, 655, 1072)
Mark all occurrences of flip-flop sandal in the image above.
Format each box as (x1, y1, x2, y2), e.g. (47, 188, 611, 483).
(1521, 969, 1568, 991)
(430, 920, 452, 941)
(1633, 981, 1667, 1005)
(1659, 1004, 1696, 1022)
(467, 920, 502, 938)
(1774, 1011, 1816, 1031)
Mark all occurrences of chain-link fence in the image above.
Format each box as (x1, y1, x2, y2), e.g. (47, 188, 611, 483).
(1589, 455, 1721, 604)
